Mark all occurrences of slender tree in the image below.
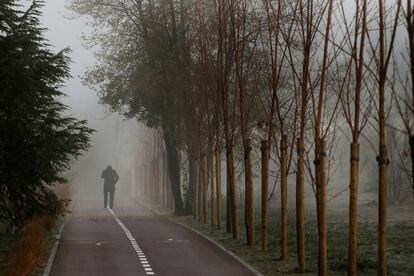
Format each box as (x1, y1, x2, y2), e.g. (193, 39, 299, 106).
(261, 0, 299, 257)
(231, 0, 261, 246)
(398, 0, 414, 201)
(312, 0, 335, 274)
(336, 0, 372, 274)
(368, 1, 401, 274)
(213, 0, 239, 238)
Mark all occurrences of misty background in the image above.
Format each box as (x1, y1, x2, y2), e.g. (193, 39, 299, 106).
(38, 0, 412, 208)
(39, 0, 139, 197)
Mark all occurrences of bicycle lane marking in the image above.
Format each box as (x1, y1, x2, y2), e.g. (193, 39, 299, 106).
(108, 208, 155, 275)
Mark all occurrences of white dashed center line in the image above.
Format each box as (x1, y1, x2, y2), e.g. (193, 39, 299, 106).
(108, 208, 155, 275)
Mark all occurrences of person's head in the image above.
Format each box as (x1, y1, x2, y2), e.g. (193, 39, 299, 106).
(106, 165, 112, 170)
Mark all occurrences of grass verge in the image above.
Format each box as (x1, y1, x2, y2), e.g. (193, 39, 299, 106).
(172, 207, 414, 276)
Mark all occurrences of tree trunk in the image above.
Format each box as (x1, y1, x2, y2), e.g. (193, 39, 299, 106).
(166, 164, 172, 209)
(227, 144, 238, 239)
(348, 143, 359, 276)
(143, 164, 147, 197)
(155, 160, 159, 202)
(216, 147, 222, 229)
(147, 162, 151, 199)
(188, 150, 197, 218)
(169, 174, 175, 210)
(318, 140, 328, 276)
(161, 159, 165, 206)
(152, 160, 156, 201)
(378, 144, 388, 276)
(203, 155, 208, 224)
(210, 153, 215, 227)
(138, 166, 142, 196)
(410, 136, 414, 201)
(164, 154, 173, 210)
(198, 158, 203, 221)
(164, 157, 168, 207)
(296, 138, 306, 272)
(261, 140, 269, 252)
(147, 163, 151, 199)
(226, 159, 232, 233)
(280, 135, 288, 260)
(163, 130, 184, 214)
(130, 168, 135, 198)
(244, 139, 254, 246)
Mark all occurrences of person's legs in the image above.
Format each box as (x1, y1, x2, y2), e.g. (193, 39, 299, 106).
(109, 190, 115, 209)
(104, 190, 108, 208)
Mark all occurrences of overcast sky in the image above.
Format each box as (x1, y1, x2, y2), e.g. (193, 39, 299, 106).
(40, 0, 97, 114)
(37, 0, 138, 191)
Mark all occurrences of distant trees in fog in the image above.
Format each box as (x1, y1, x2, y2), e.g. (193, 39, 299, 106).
(70, 0, 412, 275)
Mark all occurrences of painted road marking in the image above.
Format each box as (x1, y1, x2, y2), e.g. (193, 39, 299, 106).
(108, 208, 155, 275)
(158, 239, 189, 243)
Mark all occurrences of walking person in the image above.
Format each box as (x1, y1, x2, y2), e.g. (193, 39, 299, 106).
(101, 165, 119, 209)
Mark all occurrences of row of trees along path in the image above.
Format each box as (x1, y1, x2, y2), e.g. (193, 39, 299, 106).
(70, 0, 412, 275)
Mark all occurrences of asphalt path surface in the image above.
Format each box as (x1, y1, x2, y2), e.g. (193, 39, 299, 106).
(49, 197, 256, 276)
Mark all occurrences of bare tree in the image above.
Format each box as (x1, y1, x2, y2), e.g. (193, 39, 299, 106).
(284, 0, 325, 270)
(367, 1, 401, 275)
(260, 0, 298, 256)
(335, 0, 372, 274)
(398, 0, 414, 200)
(231, 0, 261, 246)
(311, 0, 336, 274)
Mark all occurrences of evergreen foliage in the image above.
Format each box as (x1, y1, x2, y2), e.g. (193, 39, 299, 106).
(0, 0, 93, 228)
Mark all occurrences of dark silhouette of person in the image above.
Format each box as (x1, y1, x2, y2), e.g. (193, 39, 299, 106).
(101, 165, 119, 209)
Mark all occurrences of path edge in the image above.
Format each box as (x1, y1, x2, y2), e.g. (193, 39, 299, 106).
(42, 198, 76, 276)
(134, 197, 263, 276)
(42, 221, 65, 276)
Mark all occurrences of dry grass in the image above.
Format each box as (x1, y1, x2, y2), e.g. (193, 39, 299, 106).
(6, 216, 56, 276)
(1, 183, 70, 275)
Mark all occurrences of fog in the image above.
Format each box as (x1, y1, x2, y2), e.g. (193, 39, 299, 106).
(40, 0, 139, 197)
(37, 0, 413, 208)
(4, 1, 411, 275)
